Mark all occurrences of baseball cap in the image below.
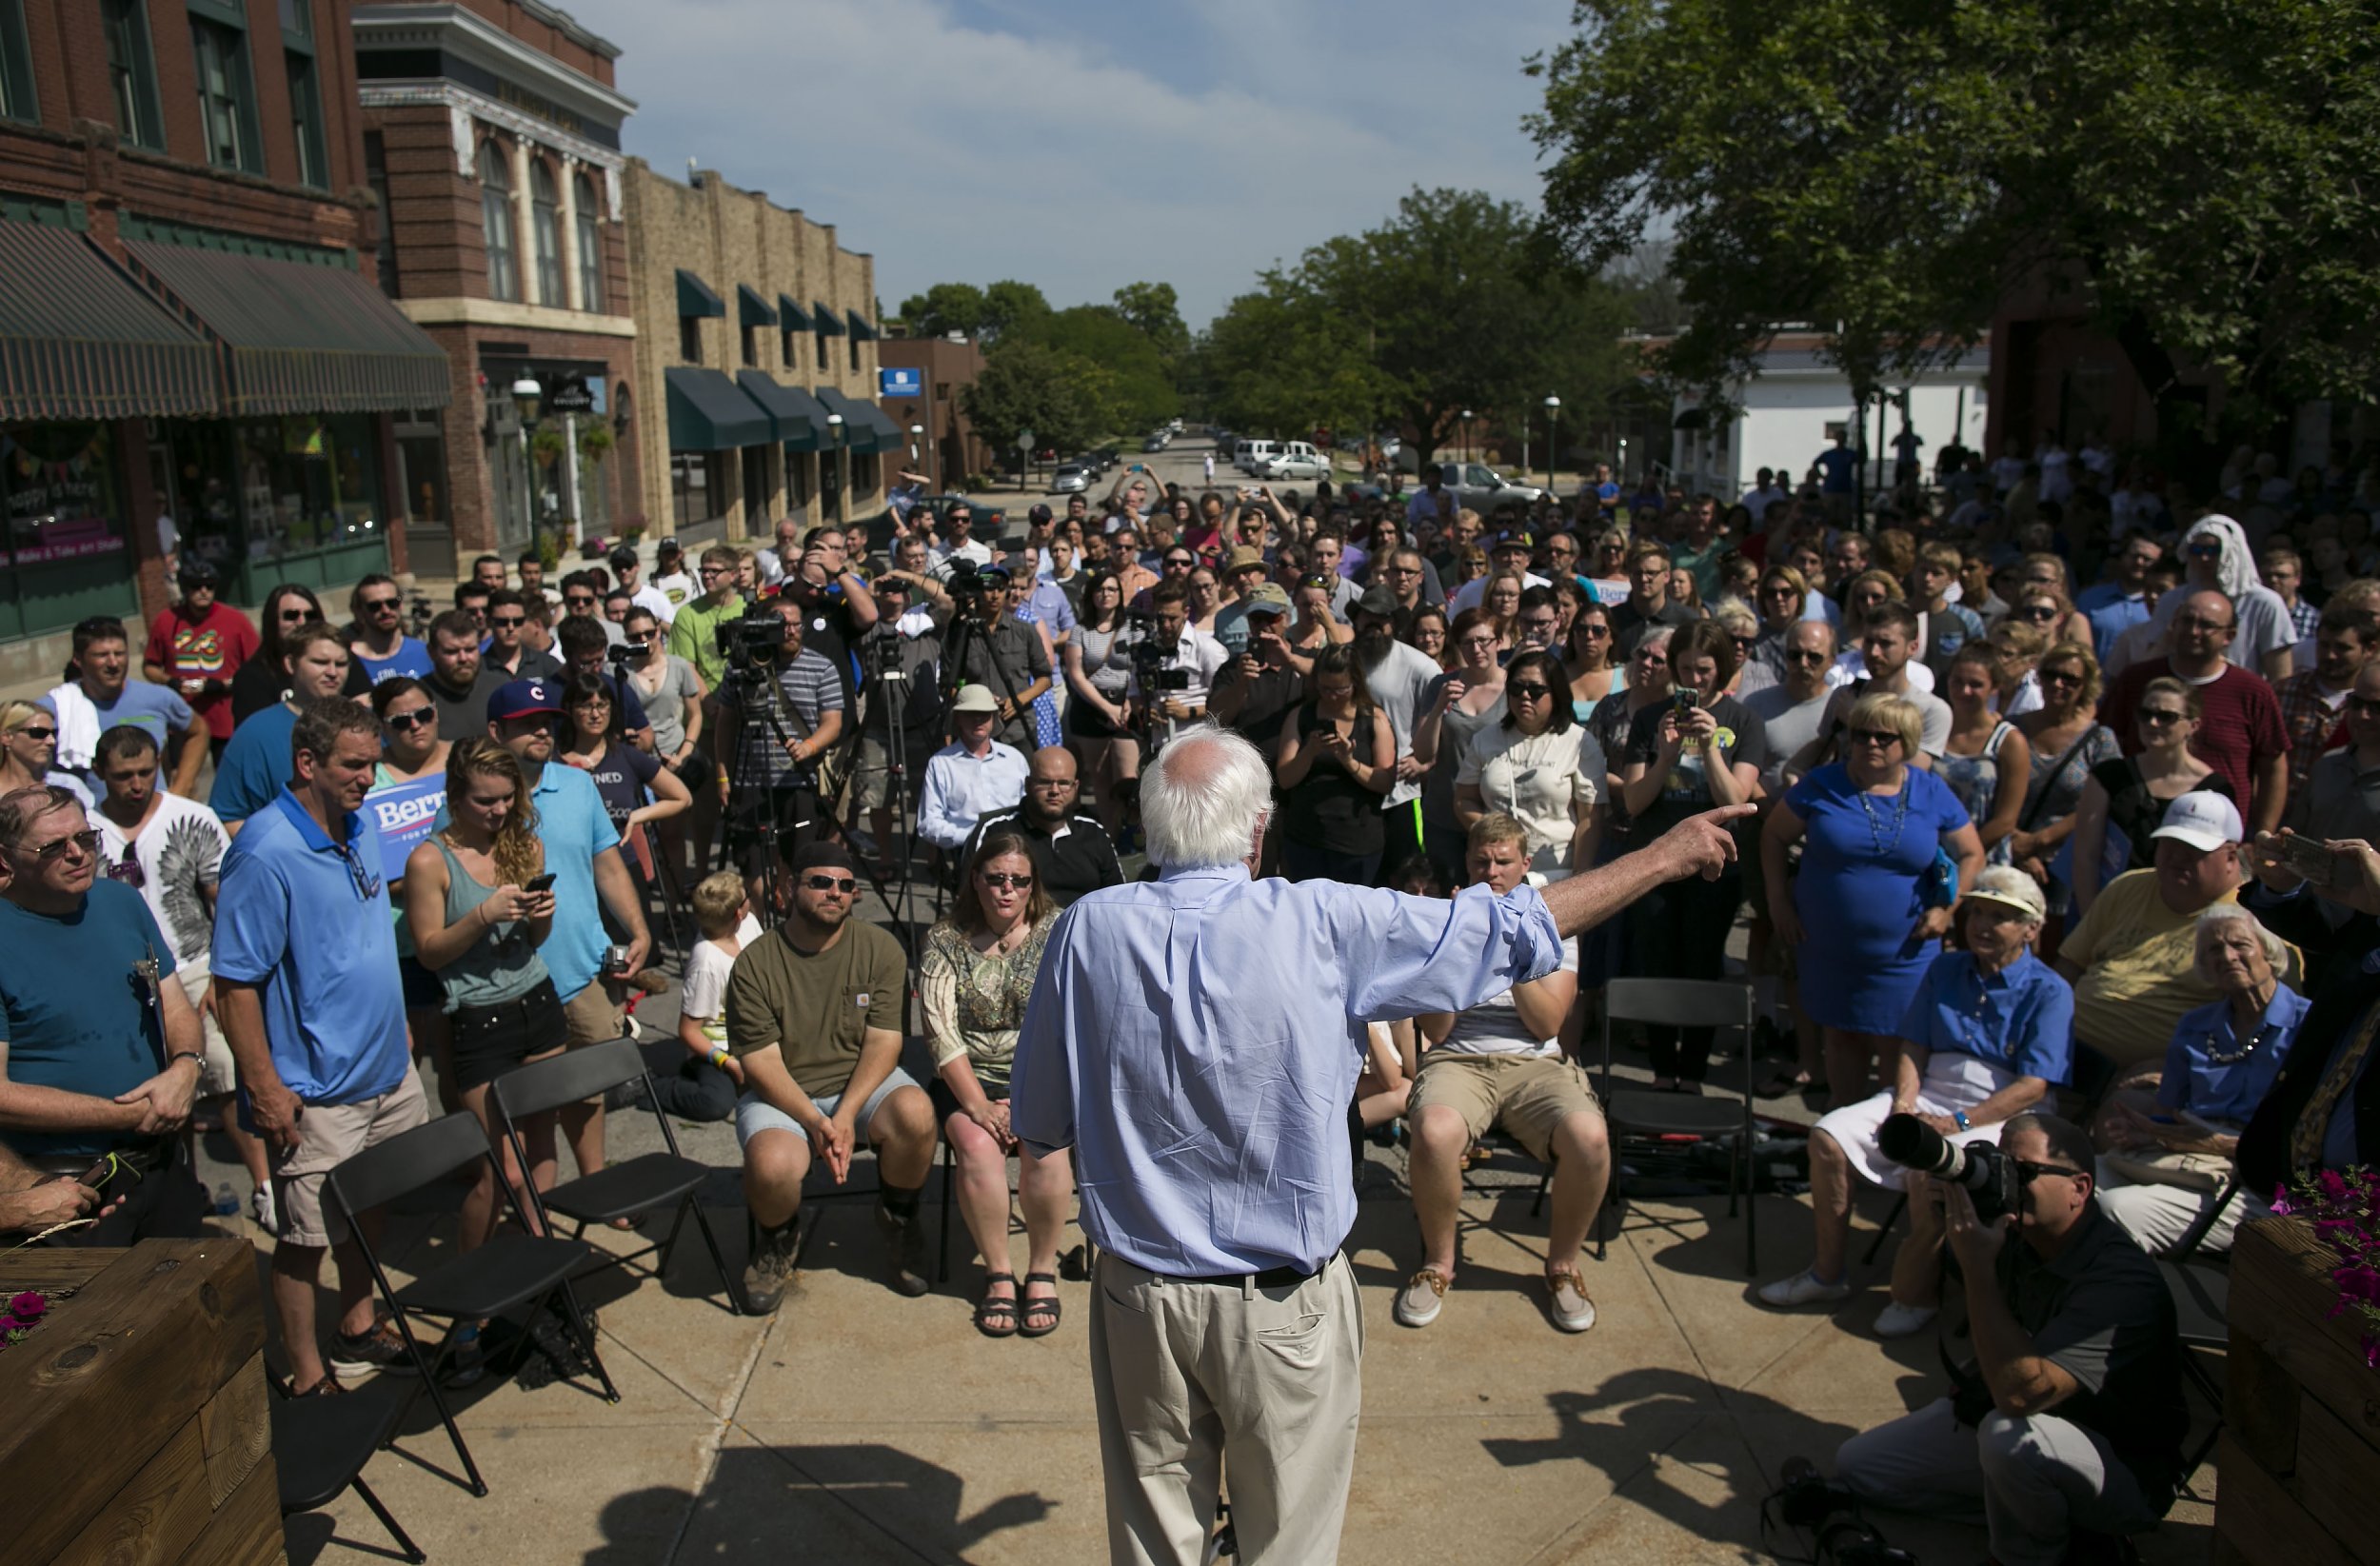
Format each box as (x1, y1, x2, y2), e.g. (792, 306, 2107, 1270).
(1225, 545, 1267, 573)
(656, 537, 684, 560)
(1241, 584, 1293, 617)
(607, 545, 638, 571)
(1962, 865, 2046, 922)
(487, 678, 564, 723)
(175, 558, 220, 587)
(2152, 790, 2243, 853)
(1027, 504, 1053, 523)
(951, 684, 999, 714)
(1355, 585, 1399, 619)
(1495, 530, 1536, 550)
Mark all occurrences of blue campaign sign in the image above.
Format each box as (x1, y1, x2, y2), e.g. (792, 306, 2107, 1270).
(880, 367, 922, 399)
(365, 774, 446, 884)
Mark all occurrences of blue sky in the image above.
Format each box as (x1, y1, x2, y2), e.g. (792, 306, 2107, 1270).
(559, 0, 1576, 330)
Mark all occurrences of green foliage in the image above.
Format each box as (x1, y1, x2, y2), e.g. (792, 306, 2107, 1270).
(1112, 281, 1190, 361)
(1018, 306, 1179, 433)
(1528, 0, 2380, 446)
(895, 279, 1052, 342)
(1194, 188, 1634, 467)
(961, 337, 1112, 459)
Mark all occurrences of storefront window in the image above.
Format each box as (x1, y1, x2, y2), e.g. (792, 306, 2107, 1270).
(670, 451, 720, 529)
(3, 423, 125, 565)
(232, 413, 381, 560)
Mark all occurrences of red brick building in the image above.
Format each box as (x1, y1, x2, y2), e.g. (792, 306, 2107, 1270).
(876, 331, 987, 492)
(353, 0, 637, 579)
(0, 0, 447, 684)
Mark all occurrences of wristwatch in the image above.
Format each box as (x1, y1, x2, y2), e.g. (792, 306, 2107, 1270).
(1952, 1110, 1971, 1131)
(167, 1052, 205, 1073)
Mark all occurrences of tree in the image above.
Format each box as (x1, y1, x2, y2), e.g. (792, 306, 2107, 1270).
(1112, 282, 1190, 361)
(961, 338, 1111, 462)
(1018, 306, 1179, 434)
(1528, 0, 2380, 461)
(897, 282, 988, 340)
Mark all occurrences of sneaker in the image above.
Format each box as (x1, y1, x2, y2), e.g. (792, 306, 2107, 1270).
(1545, 1268, 1597, 1334)
(1393, 1267, 1448, 1328)
(742, 1223, 799, 1314)
(329, 1319, 420, 1377)
(444, 1322, 486, 1387)
(1873, 1300, 1939, 1338)
(874, 1201, 930, 1298)
(249, 1182, 277, 1235)
(1756, 1269, 1852, 1309)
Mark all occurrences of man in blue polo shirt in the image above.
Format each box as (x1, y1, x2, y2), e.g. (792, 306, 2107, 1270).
(485, 678, 652, 1187)
(0, 783, 210, 1242)
(215, 697, 426, 1397)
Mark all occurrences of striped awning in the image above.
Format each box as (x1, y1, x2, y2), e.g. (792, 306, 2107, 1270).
(0, 218, 219, 421)
(125, 242, 450, 416)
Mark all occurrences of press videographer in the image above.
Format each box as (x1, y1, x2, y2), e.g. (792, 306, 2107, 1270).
(1828, 1113, 2187, 1566)
(1128, 579, 1228, 747)
(946, 566, 1050, 752)
(713, 597, 845, 865)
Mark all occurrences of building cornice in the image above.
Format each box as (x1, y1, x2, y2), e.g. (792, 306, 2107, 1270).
(394, 295, 638, 339)
(358, 80, 625, 218)
(352, 3, 637, 125)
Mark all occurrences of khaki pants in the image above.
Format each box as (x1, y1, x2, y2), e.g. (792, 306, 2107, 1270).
(1088, 1250, 1363, 1565)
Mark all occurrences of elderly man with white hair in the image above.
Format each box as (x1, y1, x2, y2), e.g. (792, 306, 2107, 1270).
(1010, 726, 1748, 1566)
(2092, 902, 2309, 1255)
(1759, 866, 2075, 1335)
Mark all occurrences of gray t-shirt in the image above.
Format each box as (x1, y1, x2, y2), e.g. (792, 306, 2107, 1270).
(1436, 938, 1579, 1059)
(628, 654, 703, 757)
(1361, 638, 1447, 808)
(1742, 684, 1834, 794)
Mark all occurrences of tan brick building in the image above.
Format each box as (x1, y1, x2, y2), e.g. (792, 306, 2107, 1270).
(620, 161, 894, 543)
(353, 0, 639, 579)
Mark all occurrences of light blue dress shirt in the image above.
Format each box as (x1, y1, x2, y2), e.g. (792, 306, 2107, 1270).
(918, 740, 1030, 851)
(1011, 866, 1562, 1276)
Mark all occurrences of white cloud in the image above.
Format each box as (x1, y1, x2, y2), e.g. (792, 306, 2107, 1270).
(560, 0, 1573, 327)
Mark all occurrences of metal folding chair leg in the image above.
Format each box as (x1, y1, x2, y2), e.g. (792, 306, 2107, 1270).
(348, 1475, 426, 1564)
(1863, 1192, 1907, 1265)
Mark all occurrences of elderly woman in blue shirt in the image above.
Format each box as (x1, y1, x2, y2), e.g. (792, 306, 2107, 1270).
(2094, 903, 2307, 1256)
(1759, 865, 2073, 1336)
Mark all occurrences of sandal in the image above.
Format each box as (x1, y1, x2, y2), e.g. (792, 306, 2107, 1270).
(974, 1274, 1020, 1338)
(1019, 1271, 1062, 1338)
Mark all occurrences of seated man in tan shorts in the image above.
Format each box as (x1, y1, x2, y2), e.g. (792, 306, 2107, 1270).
(1395, 813, 1610, 1334)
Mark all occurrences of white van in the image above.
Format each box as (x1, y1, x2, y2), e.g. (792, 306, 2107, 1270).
(1235, 439, 1279, 474)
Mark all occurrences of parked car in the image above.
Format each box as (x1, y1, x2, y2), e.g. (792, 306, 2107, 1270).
(1259, 442, 1331, 482)
(1437, 461, 1544, 514)
(1051, 465, 1091, 493)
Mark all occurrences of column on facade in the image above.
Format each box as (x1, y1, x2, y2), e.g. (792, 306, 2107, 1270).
(507, 134, 537, 305)
(556, 152, 584, 311)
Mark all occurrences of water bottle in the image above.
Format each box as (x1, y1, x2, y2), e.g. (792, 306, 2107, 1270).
(211, 1181, 239, 1216)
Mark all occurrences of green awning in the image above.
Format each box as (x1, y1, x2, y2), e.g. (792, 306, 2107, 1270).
(734, 369, 824, 451)
(811, 302, 845, 336)
(776, 293, 812, 331)
(845, 308, 878, 341)
(664, 366, 771, 450)
(813, 384, 902, 454)
(676, 268, 724, 319)
(124, 240, 449, 415)
(0, 218, 219, 421)
(737, 284, 777, 330)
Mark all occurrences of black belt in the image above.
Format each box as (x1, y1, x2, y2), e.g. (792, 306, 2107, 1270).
(28, 1136, 179, 1179)
(1161, 1249, 1339, 1289)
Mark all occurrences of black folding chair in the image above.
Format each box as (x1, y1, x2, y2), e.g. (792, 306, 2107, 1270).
(1597, 977, 1761, 1275)
(324, 1111, 615, 1497)
(490, 1036, 742, 1315)
(2159, 1256, 2231, 1483)
(272, 1376, 425, 1562)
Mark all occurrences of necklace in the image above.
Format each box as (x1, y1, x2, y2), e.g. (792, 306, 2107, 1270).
(1853, 771, 1911, 856)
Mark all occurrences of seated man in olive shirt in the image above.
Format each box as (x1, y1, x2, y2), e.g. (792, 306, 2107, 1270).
(725, 838, 937, 1313)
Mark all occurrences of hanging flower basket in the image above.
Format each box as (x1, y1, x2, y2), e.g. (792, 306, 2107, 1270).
(578, 422, 615, 465)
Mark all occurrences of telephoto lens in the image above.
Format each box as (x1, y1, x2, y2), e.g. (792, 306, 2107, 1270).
(1875, 1112, 2018, 1221)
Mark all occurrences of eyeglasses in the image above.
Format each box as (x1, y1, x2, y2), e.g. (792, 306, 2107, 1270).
(699, 565, 731, 578)
(489, 614, 527, 628)
(1518, 616, 1559, 633)
(802, 874, 858, 894)
(10, 724, 57, 741)
(18, 828, 100, 863)
(2014, 1160, 2090, 1183)
(384, 708, 435, 731)
(2039, 667, 2085, 687)
(2137, 707, 2187, 726)
(1849, 729, 1903, 747)
(1457, 634, 1499, 650)
(2174, 613, 2234, 632)
(2013, 604, 2061, 621)
(979, 871, 1036, 889)
(1575, 622, 1610, 638)
(1508, 683, 1555, 700)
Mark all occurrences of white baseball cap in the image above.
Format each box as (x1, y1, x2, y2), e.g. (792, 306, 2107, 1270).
(2151, 790, 2243, 853)
(1963, 864, 2047, 922)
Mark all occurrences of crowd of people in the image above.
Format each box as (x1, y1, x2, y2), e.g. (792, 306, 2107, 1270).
(5, 431, 2380, 1566)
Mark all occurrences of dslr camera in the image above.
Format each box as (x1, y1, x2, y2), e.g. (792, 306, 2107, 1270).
(1124, 605, 1190, 692)
(1877, 1112, 2018, 1222)
(607, 640, 647, 668)
(1767, 1457, 1915, 1566)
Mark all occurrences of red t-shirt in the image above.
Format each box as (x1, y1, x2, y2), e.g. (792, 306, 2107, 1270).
(144, 601, 260, 738)
(2099, 657, 2291, 822)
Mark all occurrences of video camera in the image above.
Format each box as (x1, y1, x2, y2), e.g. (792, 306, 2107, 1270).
(1765, 1457, 1914, 1566)
(1877, 1113, 2018, 1223)
(606, 639, 647, 668)
(1124, 605, 1190, 692)
(716, 613, 787, 676)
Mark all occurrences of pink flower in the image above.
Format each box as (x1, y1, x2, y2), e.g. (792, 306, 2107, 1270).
(4, 1292, 43, 1325)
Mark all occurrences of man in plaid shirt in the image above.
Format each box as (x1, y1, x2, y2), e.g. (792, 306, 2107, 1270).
(2274, 599, 2379, 816)
(2260, 546, 2322, 644)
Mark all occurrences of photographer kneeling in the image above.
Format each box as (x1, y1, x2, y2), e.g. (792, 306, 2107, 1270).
(1830, 1113, 2188, 1566)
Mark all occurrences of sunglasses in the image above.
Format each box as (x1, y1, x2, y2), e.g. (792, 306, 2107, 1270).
(1849, 728, 1903, 747)
(2013, 604, 2061, 621)
(278, 607, 313, 623)
(979, 872, 1035, 889)
(2039, 667, 2085, 686)
(2186, 543, 2222, 558)
(1508, 683, 1555, 700)
(384, 708, 435, 731)
(339, 841, 383, 902)
(565, 594, 597, 606)
(1785, 648, 1831, 666)
(2137, 708, 2186, 726)
(2014, 1159, 2090, 1183)
(1575, 623, 1610, 638)
(10, 724, 57, 741)
(362, 597, 401, 612)
(802, 874, 858, 894)
(20, 828, 100, 862)
(489, 614, 527, 628)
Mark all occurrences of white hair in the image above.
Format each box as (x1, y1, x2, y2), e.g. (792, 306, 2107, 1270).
(2194, 902, 2289, 973)
(1140, 727, 1273, 869)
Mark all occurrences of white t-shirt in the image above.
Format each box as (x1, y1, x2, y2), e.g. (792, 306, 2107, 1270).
(631, 582, 678, 626)
(681, 913, 764, 1045)
(650, 568, 696, 612)
(1455, 724, 1606, 874)
(1435, 937, 1580, 1059)
(93, 794, 229, 985)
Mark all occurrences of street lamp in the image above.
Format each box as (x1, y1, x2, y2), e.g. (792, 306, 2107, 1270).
(1542, 395, 1562, 496)
(824, 412, 845, 526)
(510, 377, 542, 545)
(1459, 408, 1473, 466)
(910, 422, 926, 488)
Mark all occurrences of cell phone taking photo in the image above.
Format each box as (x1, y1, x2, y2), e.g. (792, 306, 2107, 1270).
(2280, 834, 2337, 887)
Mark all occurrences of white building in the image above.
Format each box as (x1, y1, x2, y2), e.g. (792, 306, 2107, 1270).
(1665, 332, 1992, 504)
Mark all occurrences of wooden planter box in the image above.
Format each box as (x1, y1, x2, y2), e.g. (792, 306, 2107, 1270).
(0, 1239, 284, 1566)
(2218, 1216, 2380, 1566)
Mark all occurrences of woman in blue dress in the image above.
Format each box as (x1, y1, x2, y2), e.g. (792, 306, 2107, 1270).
(1763, 690, 1986, 1107)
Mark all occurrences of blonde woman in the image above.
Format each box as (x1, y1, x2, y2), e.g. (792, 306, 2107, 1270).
(0, 698, 89, 803)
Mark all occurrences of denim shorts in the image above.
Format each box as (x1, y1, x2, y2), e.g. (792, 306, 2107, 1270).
(734, 1065, 922, 1150)
(446, 978, 566, 1092)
